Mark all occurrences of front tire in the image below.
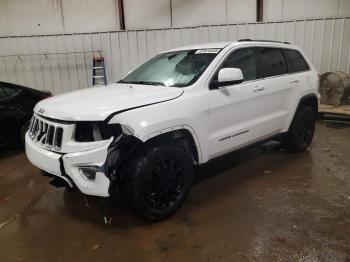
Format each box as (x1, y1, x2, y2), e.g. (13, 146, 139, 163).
(121, 143, 194, 222)
(282, 105, 316, 152)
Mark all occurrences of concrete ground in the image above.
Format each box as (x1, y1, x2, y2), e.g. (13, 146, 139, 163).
(0, 121, 349, 262)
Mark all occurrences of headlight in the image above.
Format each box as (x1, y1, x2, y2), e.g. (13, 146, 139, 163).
(74, 122, 121, 142)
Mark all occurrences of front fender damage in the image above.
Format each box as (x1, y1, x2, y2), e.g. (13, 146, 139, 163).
(62, 138, 113, 197)
(103, 133, 142, 195)
(63, 132, 141, 224)
(58, 132, 141, 198)
(100, 133, 142, 224)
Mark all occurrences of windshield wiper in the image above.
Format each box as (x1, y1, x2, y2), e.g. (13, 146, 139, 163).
(118, 80, 165, 86)
(137, 81, 165, 86)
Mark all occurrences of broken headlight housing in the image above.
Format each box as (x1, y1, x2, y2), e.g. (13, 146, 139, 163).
(74, 122, 122, 142)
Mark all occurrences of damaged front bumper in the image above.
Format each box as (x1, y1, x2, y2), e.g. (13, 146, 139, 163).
(25, 133, 113, 197)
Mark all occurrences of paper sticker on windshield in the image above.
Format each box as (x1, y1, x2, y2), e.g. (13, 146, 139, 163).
(195, 49, 220, 54)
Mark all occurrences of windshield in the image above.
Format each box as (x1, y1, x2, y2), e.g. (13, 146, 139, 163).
(119, 49, 221, 87)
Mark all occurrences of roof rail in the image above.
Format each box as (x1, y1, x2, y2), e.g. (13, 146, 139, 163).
(238, 39, 290, 44)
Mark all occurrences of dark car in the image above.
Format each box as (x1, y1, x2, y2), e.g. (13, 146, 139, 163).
(0, 82, 51, 147)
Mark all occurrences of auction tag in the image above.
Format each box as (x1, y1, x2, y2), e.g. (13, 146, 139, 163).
(195, 49, 220, 54)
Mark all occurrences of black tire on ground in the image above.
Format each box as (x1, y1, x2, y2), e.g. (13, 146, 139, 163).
(19, 120, 31, 147)
(282, 105, 316, 152)
(120, 143, 194, 222)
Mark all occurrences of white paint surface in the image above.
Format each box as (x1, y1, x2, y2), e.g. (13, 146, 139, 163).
(1, 17, 349, 95)
(172, 0, 227, 27)
(123, 0, 171, 29)
(61, 0, 119, 33)
(226, 0, 256, 23)
(0, 0, 119, 36)
(1, 0, 350, 35)
(264, 0, 350, 21)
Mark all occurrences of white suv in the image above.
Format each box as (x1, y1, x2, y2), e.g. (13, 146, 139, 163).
(26, 40, 319, 221)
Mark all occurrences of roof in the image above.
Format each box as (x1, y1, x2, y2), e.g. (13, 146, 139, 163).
(164, 40, 297, 53)
(165, 42, 231, 52)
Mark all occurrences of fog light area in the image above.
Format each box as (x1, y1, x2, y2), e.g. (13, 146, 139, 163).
(78, 167, 97, 181)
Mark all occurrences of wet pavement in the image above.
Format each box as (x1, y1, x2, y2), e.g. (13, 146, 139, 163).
(0, 121, 349, 261)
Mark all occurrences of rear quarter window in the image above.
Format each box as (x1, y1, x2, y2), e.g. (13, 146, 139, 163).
(284, 49, 310, 73)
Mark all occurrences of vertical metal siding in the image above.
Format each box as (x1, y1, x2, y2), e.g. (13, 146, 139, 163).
(0, 17, 349, 95)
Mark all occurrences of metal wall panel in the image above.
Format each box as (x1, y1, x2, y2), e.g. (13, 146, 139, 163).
(0, 17, 350, 95)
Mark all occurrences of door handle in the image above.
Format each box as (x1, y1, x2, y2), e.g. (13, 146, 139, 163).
(290, 79, 300, 84)
(253, 85, 265, 92)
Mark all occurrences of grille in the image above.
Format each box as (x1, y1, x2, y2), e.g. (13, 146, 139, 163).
(28, 115, 64, 150)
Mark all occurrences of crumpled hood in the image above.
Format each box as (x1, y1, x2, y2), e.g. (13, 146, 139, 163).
(34, 83, 183, 121)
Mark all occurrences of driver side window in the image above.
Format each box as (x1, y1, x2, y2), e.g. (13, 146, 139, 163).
(223, 48, 257, 81)
(213, 48, 257, 82)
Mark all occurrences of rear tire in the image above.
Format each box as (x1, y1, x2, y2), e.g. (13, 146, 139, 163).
(282, 106, 316, 152)
(120, 143, 194, 222)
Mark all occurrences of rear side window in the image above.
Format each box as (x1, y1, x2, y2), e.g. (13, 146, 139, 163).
(221, 48, 257, 81)
(284, 49, 309, 73)
(257, 47, 288, 78)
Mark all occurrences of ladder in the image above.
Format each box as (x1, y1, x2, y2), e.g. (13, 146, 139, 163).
(92, 54, 107, 86)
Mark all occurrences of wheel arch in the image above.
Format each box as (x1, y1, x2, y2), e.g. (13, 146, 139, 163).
(298, 94, 318, 116)
(142, 126, 202, 165)
(287, 93, 318, 131)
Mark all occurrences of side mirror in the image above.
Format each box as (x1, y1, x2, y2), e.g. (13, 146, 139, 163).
(210, 68, 244, 89)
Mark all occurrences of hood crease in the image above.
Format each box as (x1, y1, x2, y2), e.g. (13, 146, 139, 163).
(34, 83, 184, 121)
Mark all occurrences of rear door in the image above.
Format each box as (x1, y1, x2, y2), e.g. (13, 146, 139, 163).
(254, 47, 294, 135)
(284, 48, 311, 90)
(282, 48, 314, 129)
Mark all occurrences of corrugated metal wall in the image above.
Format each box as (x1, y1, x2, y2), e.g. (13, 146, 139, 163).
(0, 17, 349, 95)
